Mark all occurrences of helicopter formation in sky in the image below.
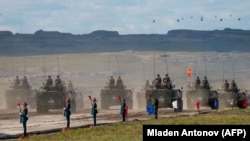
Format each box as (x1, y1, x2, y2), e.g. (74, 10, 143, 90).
(176, 14, 241, 23)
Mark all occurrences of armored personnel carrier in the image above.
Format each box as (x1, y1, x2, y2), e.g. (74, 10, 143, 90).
(100, 76, 133, 109)
(137, 74, 183, 112)
(5, 76, 36, 109)
(218, 80, 248, 109)
(35, 77, 77, 113)
(185, 76, 218, 110)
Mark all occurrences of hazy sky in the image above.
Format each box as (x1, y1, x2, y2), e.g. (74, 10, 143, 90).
(0, 0, 249, 35)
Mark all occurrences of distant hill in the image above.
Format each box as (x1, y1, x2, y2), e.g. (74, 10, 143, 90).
(0, 28, 250, 56)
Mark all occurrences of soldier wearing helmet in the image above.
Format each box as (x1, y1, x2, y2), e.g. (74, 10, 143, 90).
(163, 74, 171, 89)
(55, 75, 62, 90)
(202, 76, 209, 89)
(109, 76, 115, 89)
(195, 76, 201, 89)
(154, 74, 162, 89)
(224, 80, 229, 91)
(116, 76, 124, 89)
(230, 80, 238, 92)
(44, 75, 53, 91)
(21, 76, 30, 89)
(14, 75, 21, 88)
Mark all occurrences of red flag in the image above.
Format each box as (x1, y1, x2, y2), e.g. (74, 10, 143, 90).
(187, 67, 192, 78)
(88, 95, 92, 101)
(195, 101, 200, 110)
(17, 100, 21, 106)
(118, 96, 121, 101)
(125, 106, 128, 117)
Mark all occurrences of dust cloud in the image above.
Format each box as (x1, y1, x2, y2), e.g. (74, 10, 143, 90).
(1, 51, 250, 112)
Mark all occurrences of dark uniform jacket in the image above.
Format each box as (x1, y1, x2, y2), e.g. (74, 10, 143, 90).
(64, 103, 71, 117)
(20, 108, 28, 123)
(91, 103, 98, 115)
(120, 102, 126, 114)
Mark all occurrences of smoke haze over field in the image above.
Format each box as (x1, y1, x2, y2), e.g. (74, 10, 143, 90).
(1, 51, 250, 110)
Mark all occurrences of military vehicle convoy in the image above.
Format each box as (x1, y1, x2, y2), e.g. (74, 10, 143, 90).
(137, 74, 183, 112)
(100, 76, 133, 109)
(185, 76, 218, 110)
(35, 75, 78, 113)
(5, 76, 36, 109)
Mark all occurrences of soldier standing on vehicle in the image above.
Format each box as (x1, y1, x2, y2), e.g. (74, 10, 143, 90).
(230, 80, 238, 92)
(154, 74, 162, 89)
(154, 97, 159, 119)
(19, 102, 29, 138)
(195, 76, 201, 88)
(55, 75, 62, 91)
(116, 76, 123, 89)
(163, 73, 171, 89)
(224, 80, 229, 90)
(45, 75, 53, 90)
(64, 99, 71, 129)
(109, 76, 115, 89)
(21, 76, 29, 89)
(120, 98, 126, 122)
(14, 75, 21, 88)
(202, 76, 209, 89)
(91, 98, 98, 126)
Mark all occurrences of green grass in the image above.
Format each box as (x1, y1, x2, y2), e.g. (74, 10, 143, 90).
(19, 109, 250, 141)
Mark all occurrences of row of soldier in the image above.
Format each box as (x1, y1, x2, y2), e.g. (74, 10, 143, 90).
(14, 76, 30, 89)
(108, 76, 124, 89)
(43, 75, 74, 91)
(152, 73, 173, 89)
(194, 76, 239, 92)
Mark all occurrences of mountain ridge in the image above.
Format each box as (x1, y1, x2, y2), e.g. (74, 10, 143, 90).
(0, 28, 250, 56)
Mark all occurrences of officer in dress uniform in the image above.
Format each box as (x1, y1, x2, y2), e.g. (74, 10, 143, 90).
(91, 98, 98, 126)
(64, 99, 71, 129)
(120, 98, 126, 122)
(20, 102, 28, 138)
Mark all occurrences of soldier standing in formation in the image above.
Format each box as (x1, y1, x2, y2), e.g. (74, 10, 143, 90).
(20, 102, 29, 138)
(91, 98, 98, 126)
(120, 98, 126, 122)
(154, 97, 159, 119)
(64, 99, 71, 129)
